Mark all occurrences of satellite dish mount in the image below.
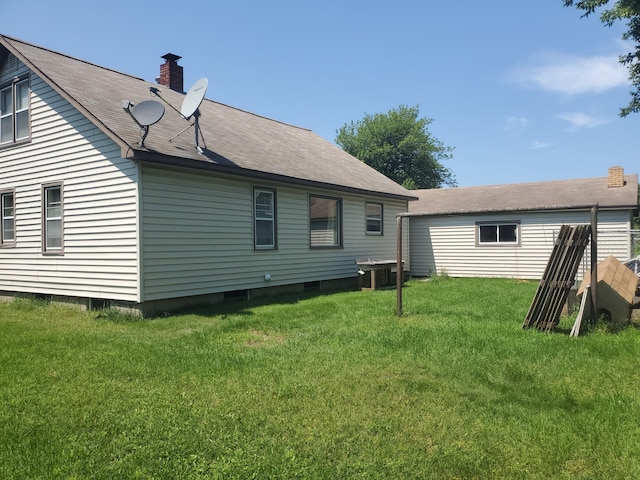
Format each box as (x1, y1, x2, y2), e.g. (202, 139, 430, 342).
(122, 100, 165, 147)
(151, 77, 208, 154)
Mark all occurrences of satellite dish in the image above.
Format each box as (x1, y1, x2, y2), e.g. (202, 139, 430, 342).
(181, 77, 208, 119)
(130, 100, 165, 126)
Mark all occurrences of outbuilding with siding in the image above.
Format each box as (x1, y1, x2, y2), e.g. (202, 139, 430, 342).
(407, 168, 638, 280)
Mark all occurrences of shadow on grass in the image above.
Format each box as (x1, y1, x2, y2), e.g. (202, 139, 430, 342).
(94, 287, 358, 323)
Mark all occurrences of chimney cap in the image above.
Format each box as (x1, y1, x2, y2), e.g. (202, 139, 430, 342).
(162, 53, 182, 63)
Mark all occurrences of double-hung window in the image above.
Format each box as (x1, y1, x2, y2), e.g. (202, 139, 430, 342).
(1, 77, 30, 145)
(477, 222, 520, 245)
(254, 187, 276, 249)
(1, 190, 15, 245)
(309, 195, 342, 248)
(366, 202, 383, 235)
(43, 184, 63, 253)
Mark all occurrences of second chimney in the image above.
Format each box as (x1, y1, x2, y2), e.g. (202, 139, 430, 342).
(607, 166, 625, 188)
(158, 53, 184, 93)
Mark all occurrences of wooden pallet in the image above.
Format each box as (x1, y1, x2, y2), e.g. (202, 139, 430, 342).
(522, 225, 591, 331)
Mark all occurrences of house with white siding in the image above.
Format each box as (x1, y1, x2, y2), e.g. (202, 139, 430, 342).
(407, 167, 638, 280)
(0, 35, 416, 314)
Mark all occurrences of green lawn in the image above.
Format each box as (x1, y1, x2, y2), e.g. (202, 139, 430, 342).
(1, 278, 639, 479)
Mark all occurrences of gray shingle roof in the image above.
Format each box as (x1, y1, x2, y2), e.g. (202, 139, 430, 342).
(408, 175, 639, 216)
(0, 34, 415, 200)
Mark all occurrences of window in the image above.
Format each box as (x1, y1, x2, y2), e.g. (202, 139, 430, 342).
(1, 77, 30, 145)
(477, 222, 520, 245)
(43, 184, 63, 253)
(254, 187, 276, 249)
(1, 191, 15, 245)
(366, 202, 383, 235)
(309, 195, 342, 248)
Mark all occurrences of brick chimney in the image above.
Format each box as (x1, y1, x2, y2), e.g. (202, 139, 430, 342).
(607, 166, 625, 188)
(158, 53, 183, 93)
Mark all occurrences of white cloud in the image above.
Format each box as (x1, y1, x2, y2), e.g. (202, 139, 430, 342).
(502, 115, 530, 132)
(529, 141, 551, 150)
(508, 52, 629, 94)
(556, 112, 608, 130)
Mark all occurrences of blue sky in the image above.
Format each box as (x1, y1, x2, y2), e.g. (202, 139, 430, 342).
(1, 0, 637, 187)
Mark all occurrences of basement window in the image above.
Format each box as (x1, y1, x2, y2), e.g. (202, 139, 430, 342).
(477, 222, 520, 246)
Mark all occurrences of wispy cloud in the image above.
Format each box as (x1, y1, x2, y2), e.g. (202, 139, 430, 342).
(508, 52, 628, 94)
(556, 112, 608, 130)
(502, 116, 530, 132)
(529, 141, 552, 150)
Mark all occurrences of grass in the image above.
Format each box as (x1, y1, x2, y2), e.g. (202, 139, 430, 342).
(1, 278, 640, 479)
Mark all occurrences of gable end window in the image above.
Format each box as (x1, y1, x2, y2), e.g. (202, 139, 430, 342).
(254, 187, 277, 250)
(366, 202, 383, 235)
(1, 77, 30, 146)
(309, 195, 342, 248)
(43, 184, 63, 254)
(1, 190, 15, 245)
(476, 222, 520, 246)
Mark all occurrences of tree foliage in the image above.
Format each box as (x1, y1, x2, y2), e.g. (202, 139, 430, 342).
(564, 0, 640, 116)
(335, 105, 456, 189)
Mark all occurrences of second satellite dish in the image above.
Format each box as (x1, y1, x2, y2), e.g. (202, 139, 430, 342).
(181, 77, 208, 119)
(131, 100, 165, 126)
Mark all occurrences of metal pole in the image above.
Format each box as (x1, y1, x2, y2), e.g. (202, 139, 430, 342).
(396, 215, 403, 316)
(590, 205, 598, 326)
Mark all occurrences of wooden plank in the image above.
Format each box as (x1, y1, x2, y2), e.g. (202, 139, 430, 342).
(523, 225, 590, 331)
(570, 285, 590, 337)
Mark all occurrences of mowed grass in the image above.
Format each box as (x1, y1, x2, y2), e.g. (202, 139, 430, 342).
(1, 277, 640, 479)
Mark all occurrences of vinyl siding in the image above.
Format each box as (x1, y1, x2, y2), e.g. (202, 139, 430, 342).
(140, 166, 408, 301)
(0, 67, 139, 301)
(409, 210, 632, 280)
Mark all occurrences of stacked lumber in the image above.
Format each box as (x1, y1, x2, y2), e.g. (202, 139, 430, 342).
(522, 225, 591, 331)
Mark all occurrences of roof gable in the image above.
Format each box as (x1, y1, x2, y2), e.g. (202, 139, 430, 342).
(0, 34, 415, 200)
(409, 175, 639, 216)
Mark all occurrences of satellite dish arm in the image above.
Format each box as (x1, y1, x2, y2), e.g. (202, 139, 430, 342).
(149, 87, 186, 119)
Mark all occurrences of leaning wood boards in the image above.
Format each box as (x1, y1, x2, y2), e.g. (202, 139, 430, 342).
(522, 225, 591, 331)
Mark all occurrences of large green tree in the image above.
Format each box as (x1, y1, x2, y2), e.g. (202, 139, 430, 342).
(336, 105, 456, 189)
(564, 0, 640, 116)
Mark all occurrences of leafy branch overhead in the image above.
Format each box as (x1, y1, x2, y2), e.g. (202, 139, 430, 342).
(564, 0, 640, 116)
(336, 105, 456, 190)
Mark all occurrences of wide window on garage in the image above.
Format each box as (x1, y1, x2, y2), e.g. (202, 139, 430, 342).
(477, 222, 520, 245)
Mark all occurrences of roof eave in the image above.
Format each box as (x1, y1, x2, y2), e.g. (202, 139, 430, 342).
(407, 204, 637, 217)
(130, 150, 417, 201)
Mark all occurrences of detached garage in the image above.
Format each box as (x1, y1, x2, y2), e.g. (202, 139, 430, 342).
(407, 167, 638, 280)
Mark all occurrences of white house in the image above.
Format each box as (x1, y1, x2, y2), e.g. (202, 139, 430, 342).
(407, 167, 638, 280)
(0, 35, 415, 314)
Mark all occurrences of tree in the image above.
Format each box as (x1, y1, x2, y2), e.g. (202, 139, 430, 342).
(335, 105, 456, 189)
(564, 0, 640, 116)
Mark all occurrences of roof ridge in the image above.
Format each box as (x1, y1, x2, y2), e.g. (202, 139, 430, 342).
(0, 33, 145, 83)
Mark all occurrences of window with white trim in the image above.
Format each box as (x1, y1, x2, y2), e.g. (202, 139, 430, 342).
(477, 222, 520, 245)
(309, 195, 342, 248)
(43, 184, 63, 253)
(1, 77, 30, 145)
(1, 190, 15, 245)
(254, 187, 276, 249)
(366, 202, 383, 235)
